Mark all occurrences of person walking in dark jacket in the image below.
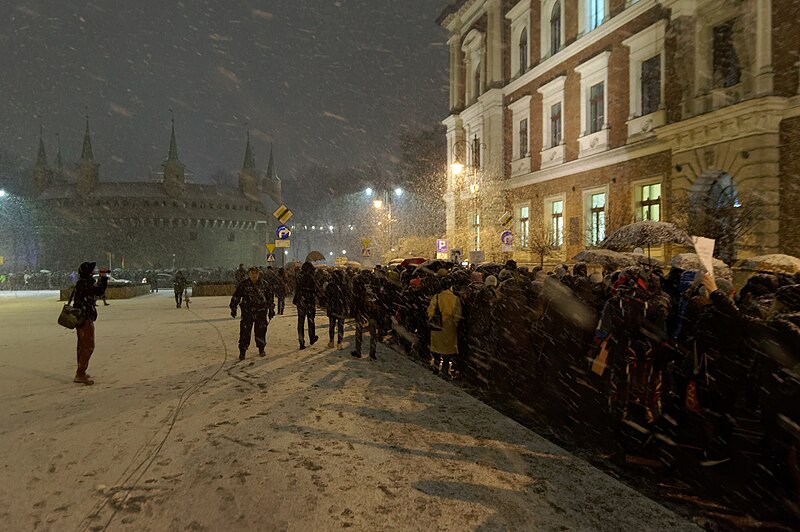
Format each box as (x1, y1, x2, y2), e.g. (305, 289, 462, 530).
(350, 270, 379, 360)
(173, 270, 188, 308)
(230, 267, 275, 360)
(293, 261, 318, 349)
(275, 267, 288, 315)
(72, 261, 109, 385)
(325, 270, 348, 349)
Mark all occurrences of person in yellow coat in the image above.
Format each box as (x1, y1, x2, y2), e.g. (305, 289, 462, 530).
(427, 270, 463, 379)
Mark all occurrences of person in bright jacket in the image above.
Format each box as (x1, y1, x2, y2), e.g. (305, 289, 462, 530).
(230, 267, 275, 360)
(427, 271, 463, 378)
(72, 261, 109, 385)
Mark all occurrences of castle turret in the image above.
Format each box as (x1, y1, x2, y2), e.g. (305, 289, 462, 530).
(53, 133, 66, 184)
(162, 115, 185, 197)
(238, 131, 260, 201)
(77, 115, 99, 196)
(262, 143, 282, 205)
(32, 126, 53, 197)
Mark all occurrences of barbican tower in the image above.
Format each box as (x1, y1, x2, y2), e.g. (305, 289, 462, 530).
(238, 131, 260, 201)
(162, 115, 186, 197)
(77, 115, 99, 196)
(32, 126, 53, 197)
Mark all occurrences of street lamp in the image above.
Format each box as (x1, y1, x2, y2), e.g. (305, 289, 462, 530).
(373, 199, 383, 210)
(0, 189, 6, 198)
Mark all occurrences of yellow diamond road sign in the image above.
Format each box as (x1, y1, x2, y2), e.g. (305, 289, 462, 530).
(266, 243, 276, 253)
(273, 204, 293, 224)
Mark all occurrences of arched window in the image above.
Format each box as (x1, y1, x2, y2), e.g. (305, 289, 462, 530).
(688, 172, 742, 263)
(519, 28, 528, 74)
(550, 1, 561, 56)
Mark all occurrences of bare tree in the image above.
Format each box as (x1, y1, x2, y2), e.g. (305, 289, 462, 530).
(528, 218, 559, 268)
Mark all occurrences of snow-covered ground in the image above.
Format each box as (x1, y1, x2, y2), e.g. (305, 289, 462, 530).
(0, 292, 698, 531)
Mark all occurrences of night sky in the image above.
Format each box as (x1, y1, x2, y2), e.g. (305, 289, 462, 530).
(0, 1, 449, 183)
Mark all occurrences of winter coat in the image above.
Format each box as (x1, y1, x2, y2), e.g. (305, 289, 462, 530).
(173, 273, 187, 292)
(325, 279, 348, 318)
(428, 288, 462, 355)
(73, 262, 108, 322)
(293, 270, 317, 308)
(230, 279, 274, 315)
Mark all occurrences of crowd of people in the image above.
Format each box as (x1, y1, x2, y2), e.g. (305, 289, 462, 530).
(285, 257, 800, 508)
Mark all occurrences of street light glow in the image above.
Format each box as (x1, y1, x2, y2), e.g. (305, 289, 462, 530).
(373, 199, 383, 209)
(342, 250, 347, 255)
(394, 188, 403, 196)
(311, 225, 315, 230)
(451, 162, 464, 175)
(329, 251, 334, 256)
(365, 187, 373, 196)
(328, 225, 333, 231)
(0, 189, 6, 198)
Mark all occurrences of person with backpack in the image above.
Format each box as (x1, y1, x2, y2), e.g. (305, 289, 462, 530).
(72, 261, 109, 385)
(293, 261, 318, 350)
(230, 267, 275, 360)
(325, 270, 348, 349)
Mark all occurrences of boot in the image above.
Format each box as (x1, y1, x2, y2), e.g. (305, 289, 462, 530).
(73, 374, 94, 385)
(239, 351, 246, 361)
(327, 340, 335, 348)
(258, 348, 266, 357)
(337, 343, 343, 350)
(310, 335, 319, 346)
(299, 343, 306, 350)
(351, 351, 362, 358)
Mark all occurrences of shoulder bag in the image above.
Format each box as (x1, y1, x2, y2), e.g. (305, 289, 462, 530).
(428, 294, 443, 331)
(58, 288, 86, 329)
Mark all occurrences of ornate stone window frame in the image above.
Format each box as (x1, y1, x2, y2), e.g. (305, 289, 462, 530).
(574, 52, 610, 157)
(622, 20, 666, 139)
(462, 29, 486, 105)
(509, 95, 532, 176)
(537, 75, 566, 168)
(540, 0, 565, 59)
(506, 0, 531, 78)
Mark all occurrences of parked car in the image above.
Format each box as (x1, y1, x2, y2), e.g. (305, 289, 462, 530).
(141, 273, 174, 289)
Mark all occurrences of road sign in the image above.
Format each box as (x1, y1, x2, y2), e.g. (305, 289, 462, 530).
(469, 250, 484, 264)
(335, 257, 347, 266)
(266, 243, 276, 253)
(273, 204, 293, 224)
(276, 225, 291, 240)
(275, 239, 290, 248)
(361, 247, 371, 258)
(501, 230, 514, 246)
(436, 239, 449, 254)
(267, 253, 276, 262)
(361, 238, 370, 249)
(0, 256, 4, 266)
(498, 211, 513, 227)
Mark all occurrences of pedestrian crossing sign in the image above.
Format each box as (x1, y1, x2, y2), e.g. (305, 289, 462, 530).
(273, 204, 293, 224)
(267, 253, 276, 263)
(361, 247, 371, 258)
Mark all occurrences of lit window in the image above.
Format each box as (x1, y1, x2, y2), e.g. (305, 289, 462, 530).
(551, 200, 564, 247)
(588, 0, 604, 31)
(590, 193, 605, 246)
(519, 206, 530, 249)
(640, 183, 661, 221)
(472, 213, 481, 251)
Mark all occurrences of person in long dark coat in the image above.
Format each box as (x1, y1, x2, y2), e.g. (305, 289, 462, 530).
(173, 270, 188, 308)
(325, 270, 348, 349)
(293, 261, 318, 349)
(72, 261, 109, 385)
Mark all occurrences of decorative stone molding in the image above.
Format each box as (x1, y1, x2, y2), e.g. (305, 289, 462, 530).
(627, 110, 665, 139)
(578, 129, 610, 157)
(540, 144, 565, 169)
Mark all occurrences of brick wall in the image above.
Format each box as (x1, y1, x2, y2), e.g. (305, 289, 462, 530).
(773, 0, 800, 97)
(504, 150, 673, 260)
(779, 116, 800, 255)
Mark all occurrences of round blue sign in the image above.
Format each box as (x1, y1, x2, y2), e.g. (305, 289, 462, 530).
(276, 225, 291, 239)
(501, 230, 513, 245)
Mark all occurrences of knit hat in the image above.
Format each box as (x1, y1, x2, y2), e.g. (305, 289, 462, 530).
(485, 275, 498, 287)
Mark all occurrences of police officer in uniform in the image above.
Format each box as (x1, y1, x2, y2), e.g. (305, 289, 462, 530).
(230, 267, 275, 360)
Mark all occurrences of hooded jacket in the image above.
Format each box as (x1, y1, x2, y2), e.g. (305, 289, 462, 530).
(73, 262, 108, 321)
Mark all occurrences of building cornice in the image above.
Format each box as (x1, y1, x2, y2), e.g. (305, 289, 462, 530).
(504, 0, 658, 95)
(503, 138, 669, 190)
(656, 97, 789, 153)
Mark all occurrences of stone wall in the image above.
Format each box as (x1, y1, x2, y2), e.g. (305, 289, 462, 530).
(192, 283, 236, 297)
(60, 284, 150, 301)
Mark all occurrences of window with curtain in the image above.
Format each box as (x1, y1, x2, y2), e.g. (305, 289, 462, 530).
(519, 28, 528, 74)
(641, 55, 661, 115)
(551, 200, 564, 247)
(550, 2, 561, 56)
(550, 102, 562, 147)
(589, 82, 604, 133)
(472, 212, 481, 251)
(519, 206, 530, 248)
(519, 118, 528, 158)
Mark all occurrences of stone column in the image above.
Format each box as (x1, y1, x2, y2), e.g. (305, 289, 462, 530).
(754, 0, 774, 96)
(486, 0, 504, 88)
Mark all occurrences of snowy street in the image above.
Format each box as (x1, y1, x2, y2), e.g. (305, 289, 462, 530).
(1, 292, 696, 531)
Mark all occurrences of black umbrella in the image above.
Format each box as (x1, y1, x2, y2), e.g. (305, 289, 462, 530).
(414, 259, 454, 275)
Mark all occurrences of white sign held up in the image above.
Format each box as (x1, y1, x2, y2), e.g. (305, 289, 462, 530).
(692, 236, 716, 279)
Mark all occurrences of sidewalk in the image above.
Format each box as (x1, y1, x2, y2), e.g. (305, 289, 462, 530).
(0, 294, 698, 530)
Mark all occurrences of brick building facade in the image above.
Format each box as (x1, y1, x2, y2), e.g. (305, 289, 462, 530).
(438, 0, 800, 265)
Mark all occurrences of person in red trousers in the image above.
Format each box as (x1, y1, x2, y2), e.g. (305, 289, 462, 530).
(72, 262, 108, 385)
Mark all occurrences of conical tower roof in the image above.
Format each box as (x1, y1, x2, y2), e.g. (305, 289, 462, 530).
(266, 143, 280, 182)
(165, 115, 182, 164)
(242, 130, 256, 171)
(35, 125, 48, 168)
(81, 115, 94, 161)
